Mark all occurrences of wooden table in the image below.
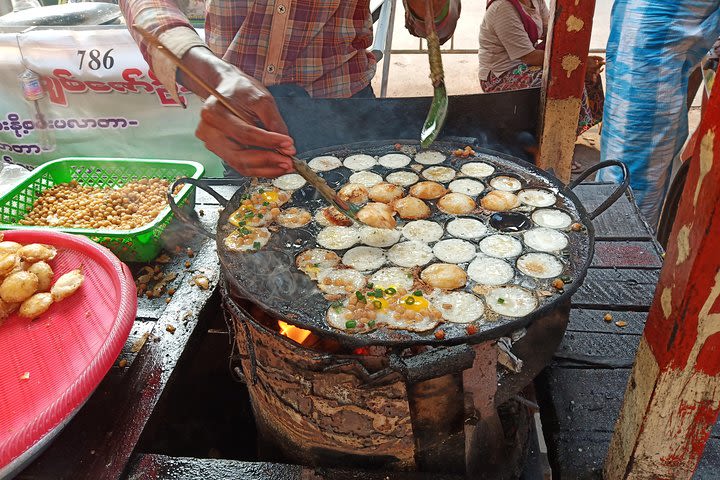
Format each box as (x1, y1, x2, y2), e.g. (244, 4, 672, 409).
(16, 181, 716, 479)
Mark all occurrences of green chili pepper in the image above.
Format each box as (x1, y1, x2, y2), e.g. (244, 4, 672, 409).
(384, 287, 397, 295)
(405, 296, 416, 305)
(366, 282, 374, 289)
(372, 300, 383, 310)
(345, 320, 357, 329)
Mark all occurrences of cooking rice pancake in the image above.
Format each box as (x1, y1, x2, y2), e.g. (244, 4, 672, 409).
(272, 173, 306, 191)
(388, 241, 434, 267)
(409, 181, 447, 200)
(415, 150, 446, 165)
(342, 246, 387, 272)
(480, 190, 520, 211)
(228, 206, 274, 228)
(437, 193, 476, 215)
(370, 266, 414, 291)
(420, 263, 467, 290)
(479, 234, 523, 258)
(296, 248, 341, 279)
(461, 162, 495, 178)
(386, 170, 420, 186)
(314, 208, 332, 227)
(378, 153, 411, 169)
(518, 188, 557, 207)
(308, 155, 342, 172)
(317, 226, 360, 250)
(359, 226, 402, 247)
(485, 286, 538, 317)
(516, 252, 564, 279)
(523, 228, 568, 252)
(317, 268, 366, 295)
(531, 209, 572, 229)
(489, 175, 522, 192)
(382, 313, 441, 332)
(446, 217, 487, 240)
(448, 178, 485, 197)
(224, 227, 271, 252)
(316, 206, 354, 227)
(357, 202, 397, 229)
(338, 183, 369, 204)
(402, 220, 444, 243)
(343, 154, 377, 171)
(393, 196, 432, 220)
(368, 182, 405, 204)
(422, 166, 456, 183)
(467, 256, 515, 285)
(432, 239, 477, 264)
(349, 171, 383, 188)
(276, 207, 311, 228)
(430, 291, 484, 323)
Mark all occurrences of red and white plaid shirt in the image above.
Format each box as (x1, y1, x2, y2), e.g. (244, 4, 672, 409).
(120, 0, 460, 99)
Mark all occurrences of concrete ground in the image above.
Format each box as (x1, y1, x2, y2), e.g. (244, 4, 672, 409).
(371, 0, 703, 174)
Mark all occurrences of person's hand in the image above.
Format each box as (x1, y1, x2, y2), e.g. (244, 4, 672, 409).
(180, 47, 296, 178)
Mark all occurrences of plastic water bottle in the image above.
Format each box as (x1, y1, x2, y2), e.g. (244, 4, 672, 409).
(0, 162, 31, 197)
(18, 68, 55, 152)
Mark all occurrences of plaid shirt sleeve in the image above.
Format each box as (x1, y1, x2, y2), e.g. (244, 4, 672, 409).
(119, 0, 208, 95)
(403, 0, 461, 44)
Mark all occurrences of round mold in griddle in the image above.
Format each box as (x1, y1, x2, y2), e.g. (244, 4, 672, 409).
(489, 212, 532, 233)
(214, 139, 596, 349)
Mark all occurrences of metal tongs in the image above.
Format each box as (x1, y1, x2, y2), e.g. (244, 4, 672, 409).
(420, 0, 448, 148)
(132, 25, 360, 223)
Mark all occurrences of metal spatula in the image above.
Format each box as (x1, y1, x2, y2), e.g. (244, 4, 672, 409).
(420, 0, 448, 149)
(132, 24, 360, 222)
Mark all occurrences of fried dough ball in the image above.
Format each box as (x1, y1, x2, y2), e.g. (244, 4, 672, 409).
(420, 263, 468, 290)
(0, 241, 22, 257)
(338, 183, 369, 205)
(28, 261, 53, 292)
(410, 181, 447, 200)
(51, 269, 85, 302)
(0, 271, 39, 303)
(357, 202, 397, 229)
(393, 196, 431, 220)
(437, 193, 476, 215)
(0, 298, 19, 322)
(480, 190, 521, 211)
(19, 292, 53, 319)
(17, 243, 57, 263)
(368, 182, 404, 204)
(322, 206, 354, 227)
(0, 253, 17, 276)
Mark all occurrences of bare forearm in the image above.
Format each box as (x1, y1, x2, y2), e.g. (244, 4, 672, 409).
(520, 49, 545, 66)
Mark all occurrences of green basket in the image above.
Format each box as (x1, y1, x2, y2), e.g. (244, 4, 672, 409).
(0, 158, 205, 262)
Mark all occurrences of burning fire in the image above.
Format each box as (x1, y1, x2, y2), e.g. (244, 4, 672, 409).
(278, 320, 312, 344)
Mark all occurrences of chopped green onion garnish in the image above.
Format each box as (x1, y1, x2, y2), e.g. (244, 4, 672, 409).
(311, 263, 320, 268)
(240, 227, 251, 235)
(245, 211, 254, 218)
(263, 201, 270, 206)
(413, 290, 423, 297)
(497, 298, 505, 304)
(405, 296, 416, 305)
(345, 320, 357, 329)
(239, 221, 246, 226)
(374, 288, 384, 298)
(372, 300, 382, 310)
(355, 291, 366, 302)
(253, 241, 261, 250)
(259, 188, 265, 193)
(368, 320, 376, 328)
(257, 213, 264, 218)
(366, 282, 374, 289)
(384, 287, 397, 295)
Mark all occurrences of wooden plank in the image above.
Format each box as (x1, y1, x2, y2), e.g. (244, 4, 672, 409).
(555, 331, 641, 368)
(591, 241, 663, 269)
(18, 237, 221, 480)
(567, 309, 647, 335)
(537, 0, 597, 182)
(124, 454, 464, 480)
(605, 79, 720, 479)
(572, 268, 660, 310)
(574, 184, 653, 240)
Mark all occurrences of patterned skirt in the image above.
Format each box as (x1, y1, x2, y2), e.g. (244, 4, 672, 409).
(480, 64, 604, 136)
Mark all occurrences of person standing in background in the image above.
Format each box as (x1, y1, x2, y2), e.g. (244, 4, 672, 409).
(599, 0, 720, 228)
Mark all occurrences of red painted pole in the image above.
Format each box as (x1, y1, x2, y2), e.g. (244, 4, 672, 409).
(537, 0, 597, 183)
(605, 66, 720, 479)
